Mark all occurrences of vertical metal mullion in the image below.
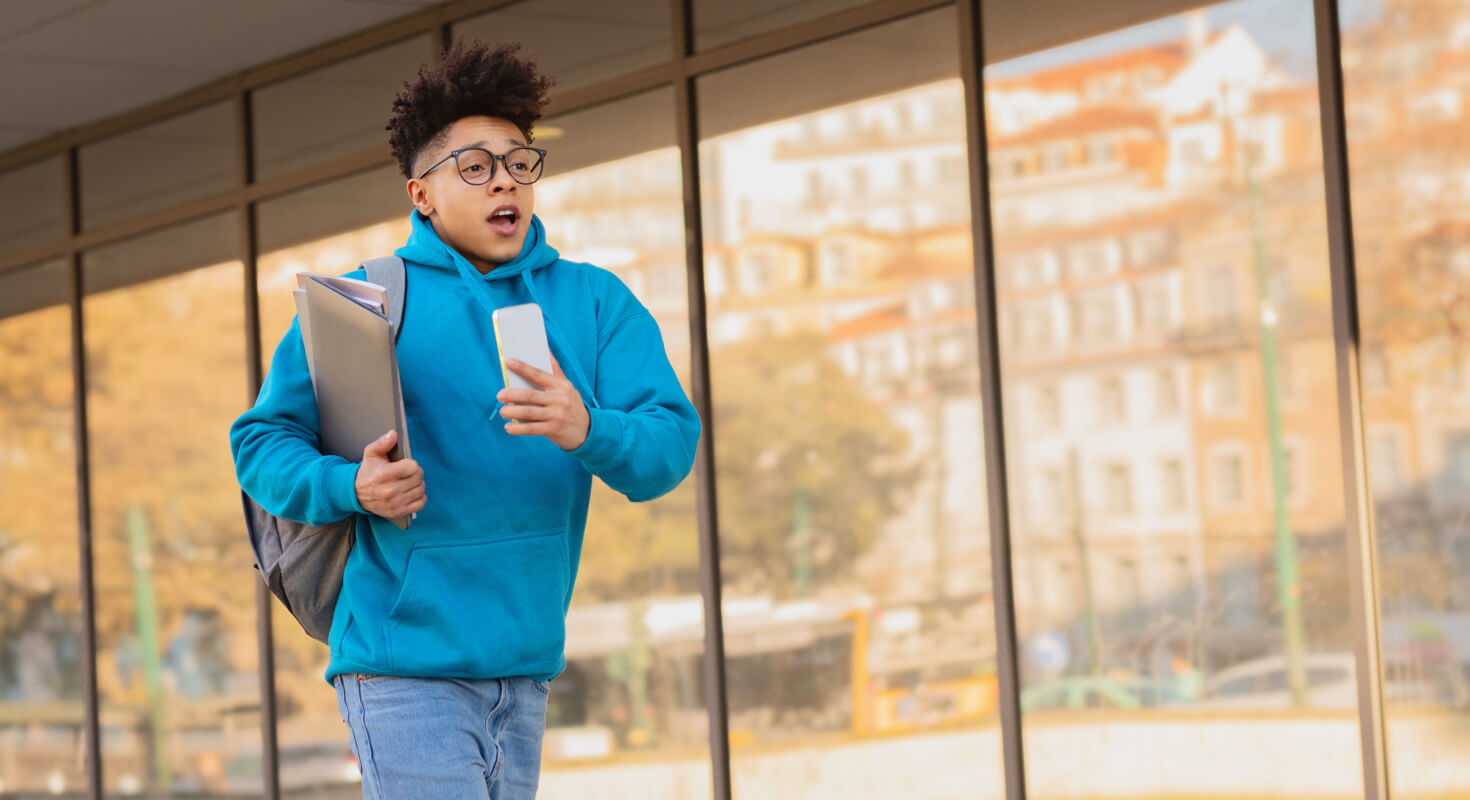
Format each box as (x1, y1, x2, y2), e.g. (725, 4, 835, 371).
(439, 20, 455, 56)
(236, 88, 281, 800)
(957, 1, 1027, 799)
(672, 0, 733, 797)
(66, 144, 103, 800)
(1312, 0, 1389, 798)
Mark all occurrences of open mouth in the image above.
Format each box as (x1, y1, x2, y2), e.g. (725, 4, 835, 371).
(488, 205, 520, 235)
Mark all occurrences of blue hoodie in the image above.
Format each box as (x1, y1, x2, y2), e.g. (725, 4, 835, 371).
(230, 210, 700, 683)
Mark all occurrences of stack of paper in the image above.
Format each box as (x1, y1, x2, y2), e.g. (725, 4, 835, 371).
(295, 273, 413, 529)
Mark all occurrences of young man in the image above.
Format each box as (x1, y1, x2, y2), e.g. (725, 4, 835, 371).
(230, 41, 700, 799)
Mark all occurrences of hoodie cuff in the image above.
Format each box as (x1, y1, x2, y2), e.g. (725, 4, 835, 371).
(326, 459, 368, 517)
(569, 406, 625, 472)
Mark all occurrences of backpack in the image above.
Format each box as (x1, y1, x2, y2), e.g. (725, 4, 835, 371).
(240, 256, 407, 643)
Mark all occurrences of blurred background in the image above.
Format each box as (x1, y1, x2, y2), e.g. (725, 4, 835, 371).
(1, 0, 1468, 797)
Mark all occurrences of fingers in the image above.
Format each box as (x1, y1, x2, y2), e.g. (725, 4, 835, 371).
(499, 404, 553, 422)
(390, 485, 427, 516)
(354, 435, 425, 518)
(378, 493, 426, 518)
(364, 471, 422, 498)
(364, 476, 426, 517)
(380, 472, 425, 496)
(507, 358, 562, 388)
(362, 429, 397, 461)
(498, 356, 587, 450)
(505, 421, 555, 438)
(360, 458, 421, 494)
(383, 457, 422, 481)
(496, 388, 548, 406)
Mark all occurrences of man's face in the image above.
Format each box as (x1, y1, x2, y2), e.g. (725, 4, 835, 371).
(407, 116, 537, 272)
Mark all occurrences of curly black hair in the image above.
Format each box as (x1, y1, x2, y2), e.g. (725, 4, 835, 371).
(387, 40, 555, 179)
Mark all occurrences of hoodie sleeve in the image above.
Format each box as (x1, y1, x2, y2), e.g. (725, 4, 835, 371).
(567, 308, 701, 502)
(229, 317, 368, 525)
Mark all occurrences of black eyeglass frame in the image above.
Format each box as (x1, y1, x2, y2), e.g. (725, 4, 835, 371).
(414, 146, 548, 185)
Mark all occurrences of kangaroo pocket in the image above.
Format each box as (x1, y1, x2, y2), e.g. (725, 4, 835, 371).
(383, 528, 568, 676)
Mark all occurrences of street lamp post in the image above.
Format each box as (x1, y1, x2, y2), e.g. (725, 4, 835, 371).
(1068, 447, 1104, 675)
(126, 506, 171, 791)
(1245, 148, 1310, 706)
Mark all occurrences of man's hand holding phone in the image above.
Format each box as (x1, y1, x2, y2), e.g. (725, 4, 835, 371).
(498, 355, 590, 451)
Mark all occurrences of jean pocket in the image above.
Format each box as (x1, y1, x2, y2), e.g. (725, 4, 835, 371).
(383, 529, 568, 676)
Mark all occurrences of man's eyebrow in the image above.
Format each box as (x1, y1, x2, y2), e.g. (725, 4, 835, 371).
(450, 138, 525, 151)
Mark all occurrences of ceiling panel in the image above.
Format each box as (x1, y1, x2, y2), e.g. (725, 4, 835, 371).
(0, 0, 101, 41)
(0, 0, 442, 156)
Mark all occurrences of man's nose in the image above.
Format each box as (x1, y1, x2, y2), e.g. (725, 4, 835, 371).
(487, 163, 518, 193)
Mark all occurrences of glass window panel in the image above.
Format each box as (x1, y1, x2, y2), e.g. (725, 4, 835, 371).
(0, 158, 65, 255)
(1342, 0, 1470, 793)
(986, 0, 1362, 795)
(80, 102, 236, 230)
(252, 36, 431, 181)
(700, 10, 1002, 798)
(0, 260, 86, 796)
(454, 0, 669, 95)
(82, 215, 258, 797)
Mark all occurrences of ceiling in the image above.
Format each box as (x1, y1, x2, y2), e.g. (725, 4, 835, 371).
(0, 0, 443, 155)
(0, 0, 1213, 159)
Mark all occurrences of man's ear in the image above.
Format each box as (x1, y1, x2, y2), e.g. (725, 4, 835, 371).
(406, 177, 433, 216)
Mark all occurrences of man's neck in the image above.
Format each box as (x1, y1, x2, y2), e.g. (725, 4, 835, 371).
(429, 215, 498, 274)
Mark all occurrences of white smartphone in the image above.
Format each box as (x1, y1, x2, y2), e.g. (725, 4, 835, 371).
(492, 303, 553, 391)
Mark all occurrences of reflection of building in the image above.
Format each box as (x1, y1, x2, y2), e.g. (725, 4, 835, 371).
(982, 1, 1470, 679)
(537, 149, 692, 368)
(701, 82, 990, 602)
(996, 214, 1203, 638)
(1340, 11, 1470, 619)
(986, 17, 1348, 670)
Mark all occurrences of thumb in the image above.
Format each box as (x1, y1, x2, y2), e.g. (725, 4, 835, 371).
(362, 429, 397, 461)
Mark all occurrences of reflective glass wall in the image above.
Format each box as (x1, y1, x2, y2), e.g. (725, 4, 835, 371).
(0, 0, 1465, 797)
(984, 0, 1363, 795)
(0, 261, 84, 795)
(698, 9, 1002, 798)
(82, 216, 257, 796)
(1340, 0, 1470, 795)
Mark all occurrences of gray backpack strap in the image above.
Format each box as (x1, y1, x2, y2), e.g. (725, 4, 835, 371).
(363, 256, 407, 343)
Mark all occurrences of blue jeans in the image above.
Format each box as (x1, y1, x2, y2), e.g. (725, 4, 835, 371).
(333, 673, 549, 800)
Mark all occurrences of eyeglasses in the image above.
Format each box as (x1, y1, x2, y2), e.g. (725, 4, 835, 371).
(415, 146, 547, 186)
